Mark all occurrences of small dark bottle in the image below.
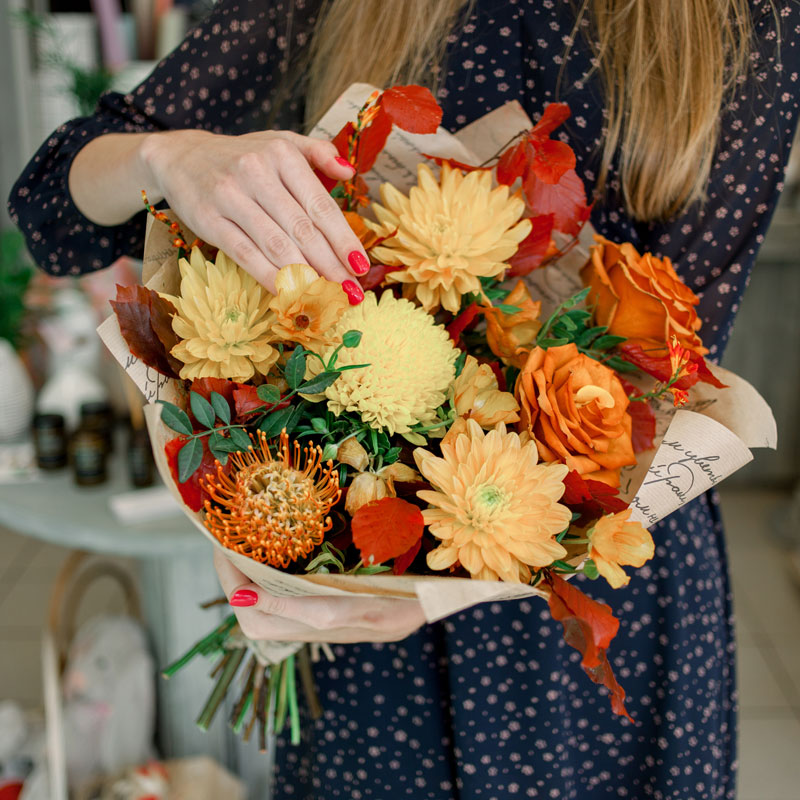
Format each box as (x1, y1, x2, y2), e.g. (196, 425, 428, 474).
(127, 425, 155, 487)
(32, 413, 68, 470)
(79, 400, 116, 454)
(70, 425, 108, 486)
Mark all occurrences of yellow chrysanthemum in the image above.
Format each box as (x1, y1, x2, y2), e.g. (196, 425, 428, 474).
(414, 420, 571, 582)
(306, 290, 458, 435)
(368, 163, 532, 313)
(588, 509, 655, 589)
(161, 247, 278, 382)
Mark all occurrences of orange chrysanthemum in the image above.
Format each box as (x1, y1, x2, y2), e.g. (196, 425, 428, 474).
(202, 430, 341, 568)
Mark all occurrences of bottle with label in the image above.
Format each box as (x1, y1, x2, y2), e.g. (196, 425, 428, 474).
(32, 413, 68, 470)
(70, 424, 108, 486)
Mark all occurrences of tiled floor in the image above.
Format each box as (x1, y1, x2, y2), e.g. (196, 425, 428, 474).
(0, 488, 799, 797)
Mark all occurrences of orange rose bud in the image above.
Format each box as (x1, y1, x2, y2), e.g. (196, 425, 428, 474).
(515, 343, 636, 487)
(482, 280, 542, 367)
(588, 509, 655, 588)
(580, 236, 707, 356)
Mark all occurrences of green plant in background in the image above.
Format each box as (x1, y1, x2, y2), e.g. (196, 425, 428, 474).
(0, 230, 34, 349)
(15, 10, 114, 116)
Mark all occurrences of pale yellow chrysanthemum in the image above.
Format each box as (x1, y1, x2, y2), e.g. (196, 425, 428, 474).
(306, 290, 458, 435)
(161, 247, 278, 382)
(588, 509, 655, 588)
(414, 419, 571, 582)
(368, 163, 532, 313)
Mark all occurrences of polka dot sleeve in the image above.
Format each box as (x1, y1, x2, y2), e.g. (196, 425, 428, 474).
(6, 0, 319, 277)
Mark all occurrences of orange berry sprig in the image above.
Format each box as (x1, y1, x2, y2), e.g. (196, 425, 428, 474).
(628, 336, 700, 408)
(141, 190, 203, 254)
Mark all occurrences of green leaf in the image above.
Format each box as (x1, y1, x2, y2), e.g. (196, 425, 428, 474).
(209, 431, 239, 453)
(209, 391, 231, 424)
(311, 417, 328, 434)
(158, 401, 193, 435)
(355, 564, 393, 575)
(603, 355, 639, 373)
(321, 442, 338, 461)
(257, 384, 281, 405)
(583, 559, 599, 580)
(229, 427, 252, 450)
(284, 402, 308, 436)
(577, 325, 608, 347)
(336, 362, 370, 372)
(299, 371, 341, 394)
(190, 391, 216, 429)
(259, 407, 294, 438)
(383, 446, 401, 465)
(560, 315, 577, 332)
(496, 303, 521, 315)
(284, 347, 307, 389)
(592, 334, 627, 351)
(342, 330, 362, 348)
(177, 437, 203, 483)
(538, 337, 570, 348)
(564, 287, 590, 308)
(454, 350, 467, 378)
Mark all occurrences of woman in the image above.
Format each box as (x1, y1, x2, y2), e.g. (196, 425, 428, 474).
(9, 1, 799, 797)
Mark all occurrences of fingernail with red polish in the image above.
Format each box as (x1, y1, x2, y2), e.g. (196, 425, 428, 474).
(348, 251, 370, 275)
(230, 589, 259, 607)
(342, 280, 364, 305)
(335, 156, 356, 172)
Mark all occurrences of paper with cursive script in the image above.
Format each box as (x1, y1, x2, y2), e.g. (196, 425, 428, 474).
(100, 83, 776, 624)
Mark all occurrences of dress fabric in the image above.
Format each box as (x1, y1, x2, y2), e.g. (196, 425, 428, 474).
(8, 1, 800, 798)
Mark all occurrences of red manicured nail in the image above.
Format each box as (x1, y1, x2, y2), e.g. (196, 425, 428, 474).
(335, 156, 356, 172)
(348, 251, 370, 275)
(230, 589, 259, 607)
(342, 280, 364, 305)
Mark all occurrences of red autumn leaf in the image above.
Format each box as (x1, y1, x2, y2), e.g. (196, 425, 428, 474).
(496, 139, 527, 185)
(507, 213, 555, 277)
(446, 301, 482, 345)
(190, 377, 235, 404)
(355, 106, 394, 174)
(358, 263, 404, 291)
(693, 357, 728, 389)
(545, 572, 633, 721)
(331, 121, 355, 162)
(110, 284, 181, 378)
(562, 470, 628, 522)
(531, 102, 571, 138)
(523, 168, 590, 236)
(233, 384, 265, 418)
(351, 496, 425, 565)
(617, 339, 726, 392)
(382, 85, 443, 134)
(423, 154, 488, 173)
(619, 380, 657, 453)
(392, 537, 422, 575)
(164, 436, 220, 512)
(149, 292, 182, 371)
(487, 359, 507, 392)
(531, 138, 577, 185)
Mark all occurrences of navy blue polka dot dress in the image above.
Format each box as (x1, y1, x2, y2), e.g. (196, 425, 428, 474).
(9, 1, 800, 797)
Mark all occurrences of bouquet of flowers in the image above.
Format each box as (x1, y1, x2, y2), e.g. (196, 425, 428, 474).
(100, 84, 774, 748)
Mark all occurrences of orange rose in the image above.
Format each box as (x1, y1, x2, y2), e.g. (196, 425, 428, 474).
(580, 235, 707, 355)
(482, 280, 542, 367)
(516, 343, 635, 487)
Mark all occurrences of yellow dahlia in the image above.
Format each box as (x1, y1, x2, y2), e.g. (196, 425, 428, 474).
(306, 290, 458, 435)
(414, 419, 572, 582)
(588, 509, 655, 589)
(368, 163, 532, 313)
(202, 430, 341, 568)
(161, 247, 278, 382)
(269, 263, 349, 348)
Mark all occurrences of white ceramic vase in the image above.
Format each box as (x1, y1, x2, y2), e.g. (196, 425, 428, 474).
(0, 338, 35, 442)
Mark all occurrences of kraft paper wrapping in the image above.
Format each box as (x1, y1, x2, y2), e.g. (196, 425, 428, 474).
(98, 83, 776, 626)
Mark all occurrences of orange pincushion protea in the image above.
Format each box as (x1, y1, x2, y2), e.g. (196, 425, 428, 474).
(202, 431, 341, 568)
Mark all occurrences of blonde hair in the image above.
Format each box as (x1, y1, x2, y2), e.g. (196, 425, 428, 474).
(304, 0, 757, 222)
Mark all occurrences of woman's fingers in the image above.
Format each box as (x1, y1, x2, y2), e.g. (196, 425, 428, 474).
(284, 133, 357, 181)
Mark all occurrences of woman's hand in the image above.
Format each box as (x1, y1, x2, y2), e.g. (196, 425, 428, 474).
(214, 550, 427, 644)
(139, 129, 369, 297)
